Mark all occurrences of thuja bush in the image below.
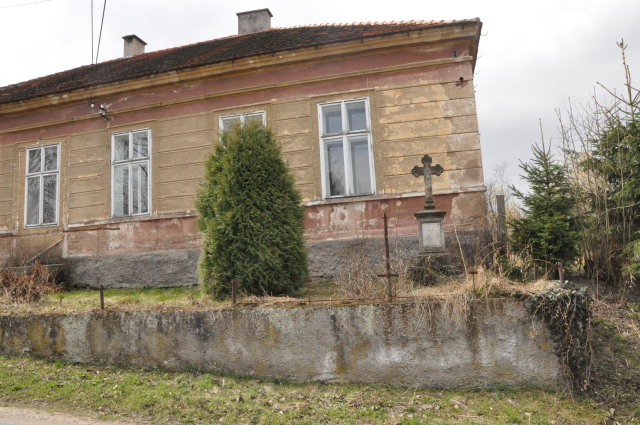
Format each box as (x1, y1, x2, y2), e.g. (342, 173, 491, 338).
(196, 121, 308, 299)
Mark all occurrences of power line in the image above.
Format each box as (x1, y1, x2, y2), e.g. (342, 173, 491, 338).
(0, 0, 52, 9)
(94, 0, 107, 64)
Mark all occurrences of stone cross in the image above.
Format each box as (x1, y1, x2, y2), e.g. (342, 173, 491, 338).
(411, 154, 443, 210)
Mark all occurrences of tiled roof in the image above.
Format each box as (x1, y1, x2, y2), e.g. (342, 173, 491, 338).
(0, 19, 480, 105)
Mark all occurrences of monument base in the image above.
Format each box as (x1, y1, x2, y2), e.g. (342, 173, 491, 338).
(414, 209, 448, 254)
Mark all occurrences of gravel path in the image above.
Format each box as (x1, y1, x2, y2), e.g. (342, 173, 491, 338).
(0, 406, 145, 425)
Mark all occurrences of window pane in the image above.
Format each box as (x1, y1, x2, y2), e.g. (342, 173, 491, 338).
(222, 117, 240, 132)
(28, 149, 41, 174)
(42, 174, 57, 224)
(26, 177, 40, 226)
(44, 146, 58, 172)
(349, 136, 372, 195)
(132, 131, 149, 159)
(244, 113, 264, 126)
(326, 139, 345, 196)
(113, 165, 129, 216)
(114, 134, 129, 162)
(132, 163, 149, 214)
(346, 101, 367, 132)
(322, 104, 342, 135)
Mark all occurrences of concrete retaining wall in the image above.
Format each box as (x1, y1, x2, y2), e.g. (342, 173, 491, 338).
(0, 299, 562, 388)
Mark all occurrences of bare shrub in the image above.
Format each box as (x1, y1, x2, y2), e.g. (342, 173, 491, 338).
(404, 254, 458, 287)
(389, 254, 418, 296)
(335, 245, 385, 298)
(0, 262, 61, 303)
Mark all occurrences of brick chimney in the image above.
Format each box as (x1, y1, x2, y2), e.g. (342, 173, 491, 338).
(237, 8, 272, 35)
(122, 35, 147, 58)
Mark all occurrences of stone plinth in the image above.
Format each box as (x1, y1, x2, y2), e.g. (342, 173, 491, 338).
(414, 209, 447, 253)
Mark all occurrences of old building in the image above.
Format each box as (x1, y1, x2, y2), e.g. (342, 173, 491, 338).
(0, 9, 487, 287)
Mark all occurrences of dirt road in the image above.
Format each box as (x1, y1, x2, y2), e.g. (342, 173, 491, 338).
(0, 406, 144, 425)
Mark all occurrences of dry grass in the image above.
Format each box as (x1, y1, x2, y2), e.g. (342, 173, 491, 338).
(0, 258, 562, 316)
(410, 268, 555, 299)
(236, 294, 303, 307)
(0, 262, 61, 303)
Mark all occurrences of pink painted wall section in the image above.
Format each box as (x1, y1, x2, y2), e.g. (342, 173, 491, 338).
(303, 192, 485, 241)
(0, 55, 473, 145)
(59, 191, 486, 256)
(64, 215, 201, 257)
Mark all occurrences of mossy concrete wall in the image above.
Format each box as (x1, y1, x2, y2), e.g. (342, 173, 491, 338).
(0, 299, 562, 388)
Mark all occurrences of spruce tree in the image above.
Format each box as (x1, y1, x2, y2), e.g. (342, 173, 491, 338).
(196, 121, 308, 298)
(509, 142, 579, 273)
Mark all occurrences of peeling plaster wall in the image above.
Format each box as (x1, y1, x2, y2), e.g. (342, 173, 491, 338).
(303, 191, 486, 241)
(0, 299, 563, 389)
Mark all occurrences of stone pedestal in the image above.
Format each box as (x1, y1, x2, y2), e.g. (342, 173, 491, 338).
(414, 209, 447, 253)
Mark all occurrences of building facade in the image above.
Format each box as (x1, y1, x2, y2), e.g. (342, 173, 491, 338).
(0, 10, 486, 287)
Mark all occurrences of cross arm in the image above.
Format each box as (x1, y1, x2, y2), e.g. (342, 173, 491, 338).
(411, 165, 423, 178)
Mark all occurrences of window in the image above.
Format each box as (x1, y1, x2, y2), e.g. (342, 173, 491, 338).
(111, 129, 151, 217)
(318, 98, 375, 198)
(219, 111, 266, 133)
(25, 144, 59, 227)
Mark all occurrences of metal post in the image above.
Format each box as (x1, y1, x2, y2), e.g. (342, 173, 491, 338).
(383, 212, 393, 299)
(99, 285, 105, 310)
(558, 262, 565, 284)
(469, 270, 478, 292)
(231, 280, 237, 306)
(305, 278, 312, 305)
(496, 194, 506, 256)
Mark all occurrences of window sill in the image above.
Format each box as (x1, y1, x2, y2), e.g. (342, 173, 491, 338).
(304, 192, 416, 207)
(24, 223, 59, 229)
(303, 186, 486, 207)
(65, 211, 197, 231)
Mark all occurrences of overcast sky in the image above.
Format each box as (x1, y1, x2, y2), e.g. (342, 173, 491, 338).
(1, 0, 639, 191)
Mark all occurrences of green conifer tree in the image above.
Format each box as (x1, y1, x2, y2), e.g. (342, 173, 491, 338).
(196, 121, 308, 298)
(509, 142, 579, 273)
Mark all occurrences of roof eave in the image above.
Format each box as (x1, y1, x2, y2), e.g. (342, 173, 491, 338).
(0, 19, 482, 111)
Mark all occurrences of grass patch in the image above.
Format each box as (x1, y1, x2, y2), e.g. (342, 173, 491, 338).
(0, 355, 610, 424)
(1, 279, 350, 316)
(0, 286, 225, 315)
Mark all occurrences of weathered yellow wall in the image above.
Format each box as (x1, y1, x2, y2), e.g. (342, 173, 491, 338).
(67, 130, 109, 223)
(155, 114, 214, 214)
(271, 100, 317, 201)
(0, 144, 14, 231)
(376, 81, 483, 195)
(2, 78, 483, 228)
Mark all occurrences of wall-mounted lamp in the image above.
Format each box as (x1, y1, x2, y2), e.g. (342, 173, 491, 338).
(99, 104, 110, 121)
(455, 76, 466, 87)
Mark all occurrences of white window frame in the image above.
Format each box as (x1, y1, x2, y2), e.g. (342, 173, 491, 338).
(24, 143, 60, 227)
(111, 129, 152, 218)
(318, 97, 376, 199)
(219, 111, 266, 136)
